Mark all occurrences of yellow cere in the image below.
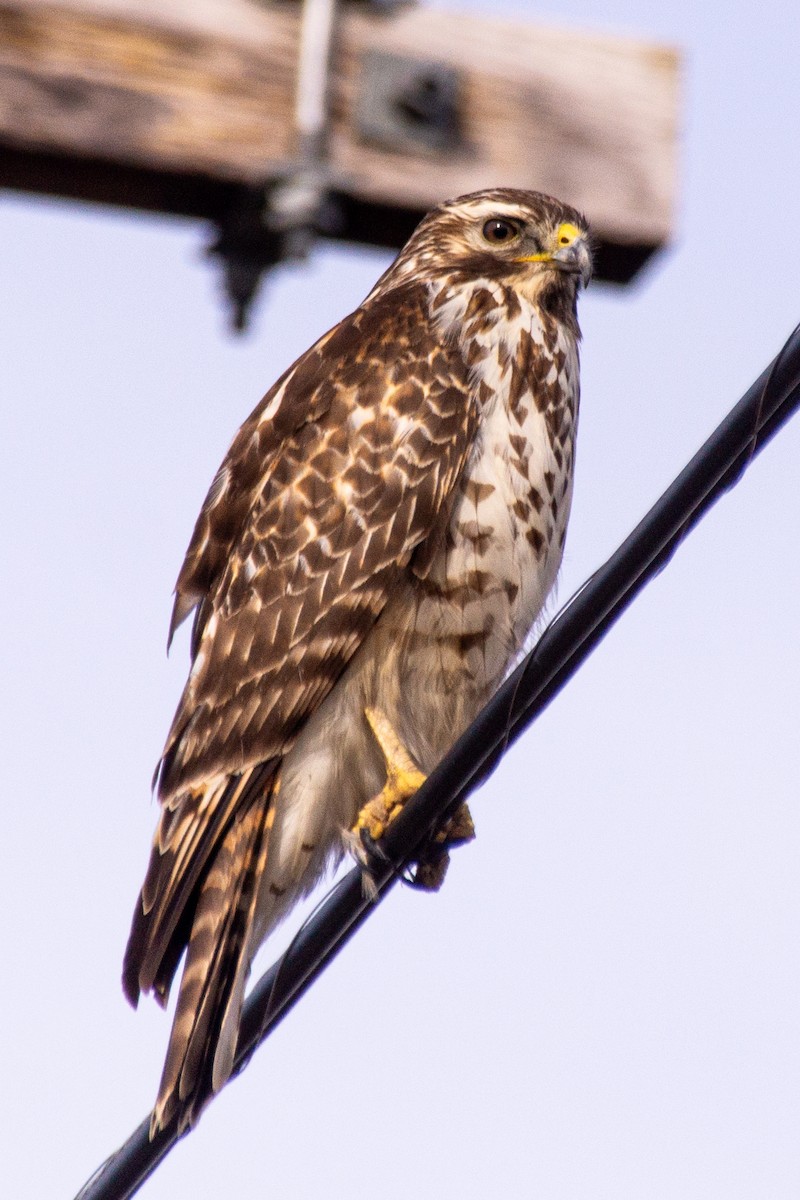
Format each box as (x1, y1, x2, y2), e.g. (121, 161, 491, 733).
(556, 222, 581, 246)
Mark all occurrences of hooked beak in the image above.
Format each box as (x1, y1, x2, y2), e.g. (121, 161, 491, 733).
(517, 222, 593, 288)
(552, 238, 592, 288)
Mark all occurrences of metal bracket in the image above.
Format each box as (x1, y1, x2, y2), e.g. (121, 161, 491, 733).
(355, 51, 463, 154)
(210, 6, 453, 331)
(207, 171, 344, 333)
(210, 0, 344, 332)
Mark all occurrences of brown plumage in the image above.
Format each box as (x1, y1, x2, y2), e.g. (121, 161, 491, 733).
(123, 188, 592, 1133)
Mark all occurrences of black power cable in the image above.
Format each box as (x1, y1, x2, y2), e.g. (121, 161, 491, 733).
(76, 323, 800, 1200)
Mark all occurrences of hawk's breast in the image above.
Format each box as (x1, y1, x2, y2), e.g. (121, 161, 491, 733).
(417, 279, 580, 693)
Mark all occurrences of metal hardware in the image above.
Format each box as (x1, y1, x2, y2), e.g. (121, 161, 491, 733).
(355, 51, 462, 154)
(210, 5, 439, 330)
(211, 0, 342, 331)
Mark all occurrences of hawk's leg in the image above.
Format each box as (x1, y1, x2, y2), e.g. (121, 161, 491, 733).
(355, 707, 426, 841)
(353, 707, 475, 892)
(409, 801, 475, 891)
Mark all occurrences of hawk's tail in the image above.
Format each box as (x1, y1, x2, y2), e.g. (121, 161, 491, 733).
(149, 781, 276, 1135)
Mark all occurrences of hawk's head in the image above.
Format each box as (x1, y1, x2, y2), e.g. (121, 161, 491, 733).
(372, 188, 592, 316)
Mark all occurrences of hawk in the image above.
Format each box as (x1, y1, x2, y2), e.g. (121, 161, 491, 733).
(123, 188, 592, 1133)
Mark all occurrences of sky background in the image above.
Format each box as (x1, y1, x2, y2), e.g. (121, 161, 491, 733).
(4, 1, 800, 1197)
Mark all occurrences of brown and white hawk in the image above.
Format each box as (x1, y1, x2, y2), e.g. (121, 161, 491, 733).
(123, 188, 592, 1133)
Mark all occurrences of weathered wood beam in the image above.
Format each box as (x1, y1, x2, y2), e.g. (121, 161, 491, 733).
(0, 0, 680, 282)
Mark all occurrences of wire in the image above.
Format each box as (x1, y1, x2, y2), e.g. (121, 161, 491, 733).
(75, 322, 800, 1200)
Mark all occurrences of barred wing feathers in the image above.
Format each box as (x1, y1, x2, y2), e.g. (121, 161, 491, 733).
(123, 282, 478, 1126)
(160, 282, 477, 796)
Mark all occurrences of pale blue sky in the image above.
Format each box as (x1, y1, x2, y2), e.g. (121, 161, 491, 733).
(4, 1, 800, 1197)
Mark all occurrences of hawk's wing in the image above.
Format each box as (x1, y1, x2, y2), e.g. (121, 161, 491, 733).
(125, 281, 478, 1008)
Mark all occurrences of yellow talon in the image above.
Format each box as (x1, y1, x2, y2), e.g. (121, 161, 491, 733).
(364, 707, 427, 795)
(353, 708, 476, 892)
(410, 802, 476, 891)
(355, 707, 427, 842)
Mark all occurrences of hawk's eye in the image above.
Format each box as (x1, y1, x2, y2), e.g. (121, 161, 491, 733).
(482, 218, 519, 244)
